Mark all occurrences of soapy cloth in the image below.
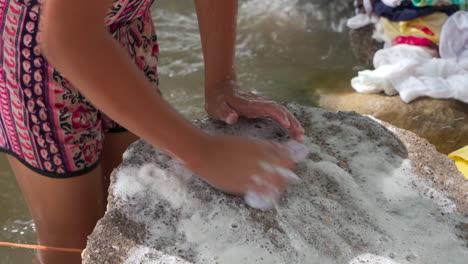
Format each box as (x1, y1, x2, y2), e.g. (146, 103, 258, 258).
(374, 0, 460, 21)
(168, 139, 309, 211)
(351, 12, 468, 103)
(448, 146, 468, 179)
(244, 140, 309, 211)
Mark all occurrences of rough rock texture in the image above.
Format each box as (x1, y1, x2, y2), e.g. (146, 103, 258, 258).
(373, 118, 468, 214)
(83, 105, 467, 264)
(348, 24, 383, 68)
(319, 91, 468, 155)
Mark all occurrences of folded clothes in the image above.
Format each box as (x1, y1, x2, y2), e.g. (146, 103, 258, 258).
(374, 0, 459, 21)
(412, 0, 467, 8)
(381, 12, 448, 43)
(448, 146, 468, 179)
(395, 35, 432, 46)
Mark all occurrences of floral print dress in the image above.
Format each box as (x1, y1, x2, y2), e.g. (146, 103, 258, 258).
(0, 0, 159, 177)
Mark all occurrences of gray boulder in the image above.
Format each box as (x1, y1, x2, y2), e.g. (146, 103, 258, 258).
(83, 105, 468, 264)
(318, 91, 468, 155)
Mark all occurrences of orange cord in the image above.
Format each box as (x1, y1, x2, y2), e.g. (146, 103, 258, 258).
(0, 241, 83, 253)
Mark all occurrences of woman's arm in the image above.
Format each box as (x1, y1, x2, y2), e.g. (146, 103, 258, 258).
(194, 0, 237, 88)
(41, 0, 295, 195)
(195, 0, 305, 142)
(41, 0, 206, 164)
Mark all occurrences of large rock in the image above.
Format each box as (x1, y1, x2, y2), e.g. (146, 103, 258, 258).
(83, 105, 467, 264)
(348, 24, 383, 68)
(319, 91, 468, 155)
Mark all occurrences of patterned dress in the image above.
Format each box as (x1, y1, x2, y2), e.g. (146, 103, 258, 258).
(0, 0, 159, 177)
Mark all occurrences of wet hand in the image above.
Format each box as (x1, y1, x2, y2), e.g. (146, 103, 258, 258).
(205, 79, 305, 142)
(185, 135, 301, 196)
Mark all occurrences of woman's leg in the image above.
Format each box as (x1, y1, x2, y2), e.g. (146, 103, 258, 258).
(100, 131, 140, 202)
(6, 132, 138, 263)
(7, 156, 105, 264)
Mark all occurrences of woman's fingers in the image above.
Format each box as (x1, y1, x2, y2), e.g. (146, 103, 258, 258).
(250, 142, 299, 191)
(245, 165, 299, 211)
(258, 102, 292, 128)
(210, 101, 239, 124)
(232, 97, 305, 142)
(234, 100, 291, 128)
(207, 89, 305, 142)
(284, 110, 305, 142)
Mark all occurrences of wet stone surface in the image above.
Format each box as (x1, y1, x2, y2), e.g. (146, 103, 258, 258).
(83, 104, 468, 264)
(319, 91, 468, 155)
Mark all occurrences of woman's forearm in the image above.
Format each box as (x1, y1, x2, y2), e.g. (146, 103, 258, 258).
(42, 0, 208, 164)
(194, 0, 238, 89)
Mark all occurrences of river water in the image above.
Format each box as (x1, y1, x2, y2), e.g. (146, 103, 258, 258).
(0, 0, 357, 262)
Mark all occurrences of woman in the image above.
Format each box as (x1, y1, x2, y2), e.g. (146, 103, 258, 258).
(0, 0, 304, 263)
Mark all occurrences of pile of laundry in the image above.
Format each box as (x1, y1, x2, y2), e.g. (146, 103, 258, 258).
(347, 1, 468, 104)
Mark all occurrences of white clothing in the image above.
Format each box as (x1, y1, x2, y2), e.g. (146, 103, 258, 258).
(351, 44, 468, 103)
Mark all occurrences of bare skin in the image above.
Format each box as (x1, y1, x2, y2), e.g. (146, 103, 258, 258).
(101, 132, 140, 202)
(195, 0, 305, 141)
(7, 131, 138, 264)
(6, 0, 305, 263)
(40, 0, 302, 199)
(9, 156, 103, 264)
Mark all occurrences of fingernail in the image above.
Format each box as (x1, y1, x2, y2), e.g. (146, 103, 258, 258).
(283, 118, 291, 128)
(296, 135, 305, 143)
(244, 192, 276, 211)
(259, 162, 275, 173)
(226, 114, 237, 124)
(277, 167, 302, 184)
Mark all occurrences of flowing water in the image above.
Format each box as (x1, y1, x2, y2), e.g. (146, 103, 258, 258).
(0, 0, 358, 262)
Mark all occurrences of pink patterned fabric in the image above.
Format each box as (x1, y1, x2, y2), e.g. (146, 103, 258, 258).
(0, 0, 159, 177)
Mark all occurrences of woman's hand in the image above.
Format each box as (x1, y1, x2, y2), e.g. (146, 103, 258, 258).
(205, 79, 305, 142)
(194, 0, 303, 142)
(186, 135, 299, 195)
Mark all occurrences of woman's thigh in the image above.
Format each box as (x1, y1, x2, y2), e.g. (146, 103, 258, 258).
(7, 155, 105, 264)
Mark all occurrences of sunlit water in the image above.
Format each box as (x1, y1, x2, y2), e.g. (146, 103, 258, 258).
(0, 153, 37, 263)
(157, 0, 356, 118)
(0, 0, 356, 261)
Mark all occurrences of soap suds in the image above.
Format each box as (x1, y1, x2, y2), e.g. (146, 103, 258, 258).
(349, 254, 401, 264)
(123, 246, 191, 264)
(113, 107, 468, 264)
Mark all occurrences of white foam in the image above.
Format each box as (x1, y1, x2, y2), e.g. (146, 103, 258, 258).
(349, 253, 401, 264)
(113, 109, 468, 264)
(123, 246, 191, 264)
(114, 164, 194, 210)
